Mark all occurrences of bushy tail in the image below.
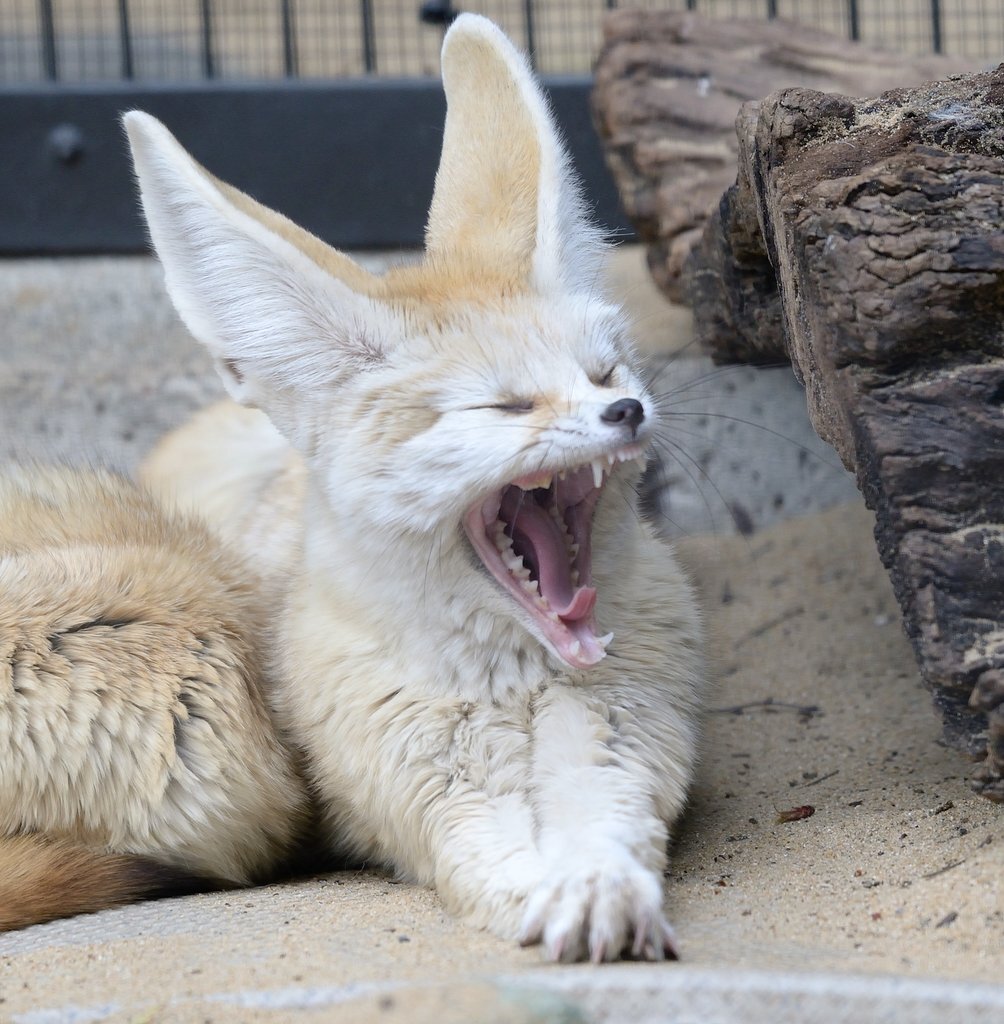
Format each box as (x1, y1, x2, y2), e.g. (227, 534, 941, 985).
(0, 834, 224, 932)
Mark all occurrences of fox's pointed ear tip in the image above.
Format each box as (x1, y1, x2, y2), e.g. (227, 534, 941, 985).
(121, 110, 158, 147)
(121, 111, 176, 150)
(122, 109, 148, 131)
(442, 13, 511, 53)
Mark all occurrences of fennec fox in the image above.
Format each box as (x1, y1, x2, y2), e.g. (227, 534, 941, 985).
(3, 13, 702, 959)
(130, 14, 705, 961)
(0, 467, 309, 930)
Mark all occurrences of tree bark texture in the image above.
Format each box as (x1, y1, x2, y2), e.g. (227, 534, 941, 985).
(592, 10, 970, 303)
(689, 67, 1004, 800)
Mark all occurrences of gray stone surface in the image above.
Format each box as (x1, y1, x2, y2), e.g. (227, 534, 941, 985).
(644, 357, 856, 538)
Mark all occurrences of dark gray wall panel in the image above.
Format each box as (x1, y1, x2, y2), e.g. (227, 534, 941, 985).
(0, 77, 632, 253)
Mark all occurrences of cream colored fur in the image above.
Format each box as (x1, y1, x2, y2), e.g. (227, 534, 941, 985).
(0, 467, 309, 911)
(129, 14, 705, 962)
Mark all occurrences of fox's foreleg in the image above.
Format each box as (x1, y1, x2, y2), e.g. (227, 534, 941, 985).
(517, 683, 694, 962)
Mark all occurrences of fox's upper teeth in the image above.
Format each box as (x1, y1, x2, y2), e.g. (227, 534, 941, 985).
(597, 631, 614, 649)
(591, 459, 605, 488)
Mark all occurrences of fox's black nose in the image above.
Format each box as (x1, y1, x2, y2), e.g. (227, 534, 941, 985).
(600, 398, 645, 435)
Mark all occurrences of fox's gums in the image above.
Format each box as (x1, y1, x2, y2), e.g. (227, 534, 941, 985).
(1, 15, 705, 962)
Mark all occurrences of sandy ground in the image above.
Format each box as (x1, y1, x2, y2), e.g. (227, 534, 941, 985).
(0, 247, 1000, 1021)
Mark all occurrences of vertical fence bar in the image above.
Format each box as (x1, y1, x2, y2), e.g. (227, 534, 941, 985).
(281, 0, 298, 77)
(930, 0, 943, 53)
(523, 0, 537, 70)
(686, 0, 697, 11)
(848, 0, 860, 41)
(200, 0, 216, 78)
(37, 0, 58, 81)
(766, 0, 778, 18)
(118, 0, 134, 79)
(360, 0, 376, 73)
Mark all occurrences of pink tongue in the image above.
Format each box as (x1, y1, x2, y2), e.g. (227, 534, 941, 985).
(502, 494, 594, 621)
(559, 586, 596, 620)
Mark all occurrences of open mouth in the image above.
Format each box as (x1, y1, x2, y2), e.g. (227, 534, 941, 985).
(462, 444, 647, 669)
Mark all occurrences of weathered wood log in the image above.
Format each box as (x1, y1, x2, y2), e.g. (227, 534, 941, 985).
(592, 10, 970, 302)
(688, 67, 1004, 800)
(684, 105, 787, 365)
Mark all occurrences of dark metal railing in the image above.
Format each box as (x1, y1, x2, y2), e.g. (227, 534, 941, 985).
(22, 0, 976, 85)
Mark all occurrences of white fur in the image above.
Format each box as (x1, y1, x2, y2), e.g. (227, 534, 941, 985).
(129, 13, 705, 962)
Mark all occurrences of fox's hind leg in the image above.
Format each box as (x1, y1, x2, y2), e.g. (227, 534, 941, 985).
(0, 468, 309, 931)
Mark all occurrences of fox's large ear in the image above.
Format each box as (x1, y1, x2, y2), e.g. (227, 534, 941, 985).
(124, 112, 394, 445)
(424, 14, 604, 294)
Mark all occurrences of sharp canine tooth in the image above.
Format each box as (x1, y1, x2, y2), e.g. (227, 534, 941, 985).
(597, 631, 614, 647)
(591, 459, 604, 488)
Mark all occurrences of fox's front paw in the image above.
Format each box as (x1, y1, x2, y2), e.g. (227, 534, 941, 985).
(517, 848, 679, 963)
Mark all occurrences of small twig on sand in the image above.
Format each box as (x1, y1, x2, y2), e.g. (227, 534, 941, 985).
(735, 606, 805, 647)
(923, 860, 966, 880)
(802, 769, 839, 787)
(711, 697, 822, 719)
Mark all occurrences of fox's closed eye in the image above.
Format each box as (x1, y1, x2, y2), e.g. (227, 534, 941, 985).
(592, 366, 617, 388)
(471, 400, 536, 414)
